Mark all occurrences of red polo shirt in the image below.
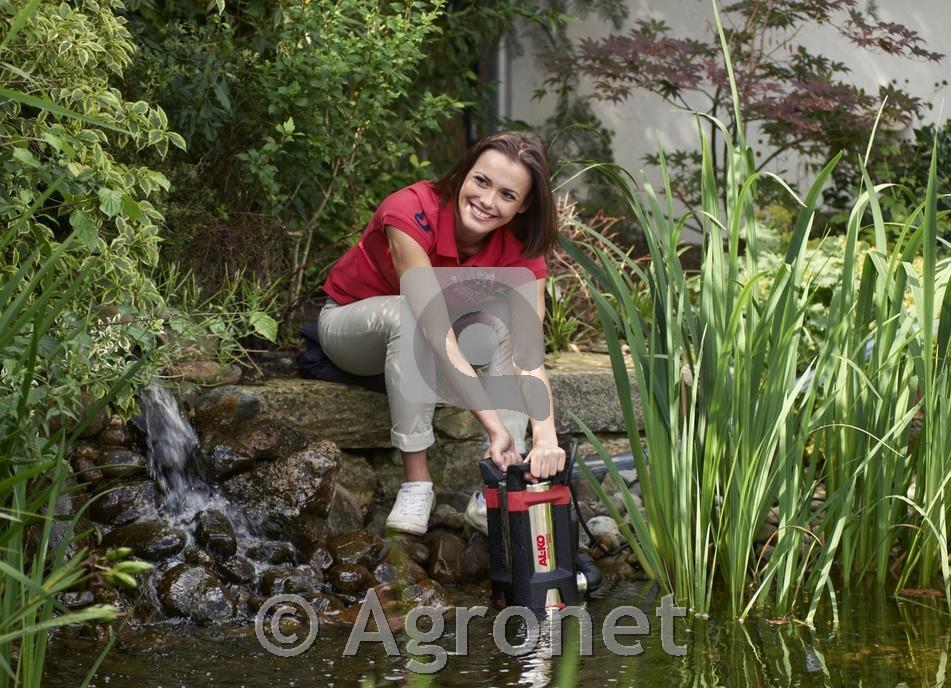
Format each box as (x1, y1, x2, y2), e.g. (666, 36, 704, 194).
(323, 181, 547, 304)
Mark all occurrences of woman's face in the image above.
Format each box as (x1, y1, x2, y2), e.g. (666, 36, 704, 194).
(455, 149, 532, 249)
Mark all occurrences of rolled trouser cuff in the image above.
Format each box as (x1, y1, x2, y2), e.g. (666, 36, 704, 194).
(391, 428, 435, 453)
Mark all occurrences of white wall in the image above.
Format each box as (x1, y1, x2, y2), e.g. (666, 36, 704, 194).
(506, 0, 951, 193)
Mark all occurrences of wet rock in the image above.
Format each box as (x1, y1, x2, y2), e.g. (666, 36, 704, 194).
(97, 450, 148, 479)
(191, 387, 261, 435)
(431, 504, 465, 531)
(336, 452, 378, 512)
(462, 539, 490, 583)
(384, 546, 428, 585)
(101, 520, 185, 560)
(88, 481, 158, 526)
(196, 510, 237, 558)
(230, 421, 308, 462)
(388, 536, 429, 567)
(62, 590, 95, 609)
(222, 441, 340, 536)
(67, 440, 98, 462)
(261, 566, 322, 596)
(246, 541, 298, 565)
(158, 564, 235, 623)
(214, 555, 256, 585)
(327, 530, 385, 568)
(426, 531, 466, 585)
(307, 547, 334, 572)
(295, 486, 365, 550)
(183, 545, 214, 567)
(98, 416, 131, 448)
(324, 486, 364, 535)
(77, 399, 109, 439)
(203, 444, 255, 481)
(400, 579, 452, 609)
(586, 516, 625, 555)
(167, 360, 241, 387)
(308, 591, 347, 621)
(228, 585, 254, 619)
(328, 563, 372, 594)
(364, 509, 388, 538)
(596, 554, 637, 581)
(372, 562, 398, 585)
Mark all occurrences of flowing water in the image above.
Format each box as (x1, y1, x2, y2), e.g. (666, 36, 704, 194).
(45, 582, 951, 687)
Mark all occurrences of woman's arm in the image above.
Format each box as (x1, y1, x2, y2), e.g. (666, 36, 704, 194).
(520, 278, 566, 480)
(386, 226, 521, 470)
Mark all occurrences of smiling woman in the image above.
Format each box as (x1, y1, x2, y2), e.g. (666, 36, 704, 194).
(317, 130, 563, 536)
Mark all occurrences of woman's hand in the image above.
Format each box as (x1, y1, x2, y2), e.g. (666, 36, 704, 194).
(525, 442, 566, 482)
(486, 426, 521, 473)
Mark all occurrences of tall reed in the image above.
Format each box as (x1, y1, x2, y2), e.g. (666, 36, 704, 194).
(566, 0, 950, 620)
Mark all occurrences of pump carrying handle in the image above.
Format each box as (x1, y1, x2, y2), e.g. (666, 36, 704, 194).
(478, 439, 577, 489)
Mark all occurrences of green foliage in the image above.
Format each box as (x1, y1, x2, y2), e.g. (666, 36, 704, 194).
(123, 0, 464, 307)
(244, 0, 461, 303)
(0, 0, 188, 414)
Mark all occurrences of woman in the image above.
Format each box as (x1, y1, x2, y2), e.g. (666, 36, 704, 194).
(318, 131, 566, 534)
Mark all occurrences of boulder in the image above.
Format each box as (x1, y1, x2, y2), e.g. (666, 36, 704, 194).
(245, 541, 298, 565)
(88, 481, 158, 526)
(462, 539, 490, 583)
(328, 563, 372, 594)
(425, 531, 466, 585)
(214, 555, 256, 585)
(157, 564, 235, 623)
(400, 579, 452, 609)
(203, 444, 255, 481)
(222, 441, 340, 536)
(196, 510, 237, 558)
(97, 416, 131, 449)
(431, 504, 465, 531)
(260, 565, 322, 596)
(336, 453, 378, 511)
(97, 450, 148, 480)
(203, 381, 391, 448)
(327, 530, 385, 568)
(295, 486, 365, 551)
(101, 519, 185, 560)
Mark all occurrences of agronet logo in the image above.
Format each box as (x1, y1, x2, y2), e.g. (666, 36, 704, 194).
(255, 590, 688, 672)
(398, 266, 550, 419)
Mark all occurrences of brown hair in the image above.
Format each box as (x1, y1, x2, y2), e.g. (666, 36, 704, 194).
(432, 130, 557, 259)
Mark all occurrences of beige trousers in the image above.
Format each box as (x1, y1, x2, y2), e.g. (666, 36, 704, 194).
(317, 296, 529, 453)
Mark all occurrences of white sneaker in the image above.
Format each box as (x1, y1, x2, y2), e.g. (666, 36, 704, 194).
(385, 481, 435, 535)
(464, 491, 488, 536)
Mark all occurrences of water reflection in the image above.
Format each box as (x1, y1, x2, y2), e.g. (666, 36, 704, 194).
(46, 582, 951, 687)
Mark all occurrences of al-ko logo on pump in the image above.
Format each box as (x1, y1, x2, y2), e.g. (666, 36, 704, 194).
(536, 534, 550, 567)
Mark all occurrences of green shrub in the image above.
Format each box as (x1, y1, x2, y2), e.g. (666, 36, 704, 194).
(123, 0, 462, 306)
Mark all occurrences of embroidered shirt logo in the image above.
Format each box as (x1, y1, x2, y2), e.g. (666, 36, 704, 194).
(414, 211, 432, 233)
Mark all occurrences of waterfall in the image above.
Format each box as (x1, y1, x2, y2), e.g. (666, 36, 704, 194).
(140, 384, 210, 519)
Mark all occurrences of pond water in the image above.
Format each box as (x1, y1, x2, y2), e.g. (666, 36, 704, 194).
(45, 580, 950, 687)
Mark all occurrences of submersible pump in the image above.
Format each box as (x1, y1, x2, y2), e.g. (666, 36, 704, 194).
(478, 444, 602, 613)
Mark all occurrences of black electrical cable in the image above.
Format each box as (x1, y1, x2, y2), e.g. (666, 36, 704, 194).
(568, 479, 631, 559)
